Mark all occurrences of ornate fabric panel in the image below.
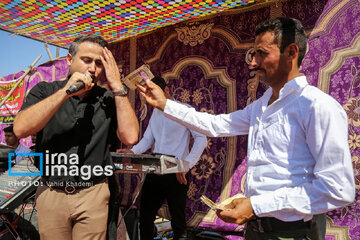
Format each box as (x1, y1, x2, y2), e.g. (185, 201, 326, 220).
(301, 0, 360, 239)
(0, 0, 358, 239)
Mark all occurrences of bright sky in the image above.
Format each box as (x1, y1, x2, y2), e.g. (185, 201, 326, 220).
(0, 29, 68, 78)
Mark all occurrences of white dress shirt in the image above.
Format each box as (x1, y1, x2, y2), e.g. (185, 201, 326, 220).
(164, 76, 355, 221)
(131, 106, 207, 169)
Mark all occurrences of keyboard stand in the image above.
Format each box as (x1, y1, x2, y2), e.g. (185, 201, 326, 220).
(0, 214, 22, 240)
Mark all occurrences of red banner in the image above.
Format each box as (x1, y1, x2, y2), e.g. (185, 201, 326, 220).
(0, 79, 25, 124)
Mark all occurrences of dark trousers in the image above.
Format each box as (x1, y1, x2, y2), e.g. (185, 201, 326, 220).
(140, 173, 189, 240)
(244, 214, 326, 240)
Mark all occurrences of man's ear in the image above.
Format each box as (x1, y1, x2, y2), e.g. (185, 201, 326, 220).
(66, 53, 73, 66)
(287, 43, 299, 61)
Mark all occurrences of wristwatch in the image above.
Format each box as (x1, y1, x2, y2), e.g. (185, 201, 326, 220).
(112, 84, 128, 96)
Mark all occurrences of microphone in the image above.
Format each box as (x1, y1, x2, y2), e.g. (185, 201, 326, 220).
(66, 74, 95, 95)
(66, 81, 85, 95)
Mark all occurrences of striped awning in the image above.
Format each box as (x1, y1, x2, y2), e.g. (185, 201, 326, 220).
(0, 0, 264, 48)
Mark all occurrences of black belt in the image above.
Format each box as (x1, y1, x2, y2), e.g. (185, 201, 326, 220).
(41, 177, 107, 194)
(248, 217, 311, 233)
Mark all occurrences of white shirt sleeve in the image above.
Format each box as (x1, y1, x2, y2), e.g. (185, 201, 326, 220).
(164, 99, 251, 137)
(184, 129, 207, 169)
(131, 114, 155, 154)
(250, 97, 355, 220)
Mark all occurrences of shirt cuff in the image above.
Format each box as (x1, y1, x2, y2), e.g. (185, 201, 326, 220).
(164, 100, 186, 119)
(164, 99, 175, 114)
(184, 158, 195, 170)
(130, 147, 140, 154)
(250, 194, 277, 217)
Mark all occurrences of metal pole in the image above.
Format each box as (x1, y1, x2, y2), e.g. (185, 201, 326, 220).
(44, 43, 53, 60)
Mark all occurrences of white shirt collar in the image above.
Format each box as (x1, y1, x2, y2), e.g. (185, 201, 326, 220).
(261, 75, 308, 105)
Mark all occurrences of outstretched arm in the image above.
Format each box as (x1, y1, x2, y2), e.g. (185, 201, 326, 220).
(137, 80, 250, 137)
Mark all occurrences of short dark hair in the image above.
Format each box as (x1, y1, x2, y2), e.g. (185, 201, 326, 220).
(255, 18, 308, 67)
(151, 77, 167, 91)
(3, 125, 14, 133)
(69, 34, 108, 57)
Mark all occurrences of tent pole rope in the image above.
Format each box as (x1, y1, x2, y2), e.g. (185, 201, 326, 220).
(0, 54, 42, 109)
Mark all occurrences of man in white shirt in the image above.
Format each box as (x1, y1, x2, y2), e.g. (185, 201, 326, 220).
(136, 18, 355, 239)
(118, 76, 207, 240)
(4, 125, 31, 163)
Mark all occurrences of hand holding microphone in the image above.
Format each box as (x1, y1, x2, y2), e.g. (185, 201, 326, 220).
(66, 73, 95, 95)
(66, 81, 85, 95)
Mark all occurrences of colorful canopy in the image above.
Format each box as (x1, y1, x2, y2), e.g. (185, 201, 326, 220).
(0, 0, 264, 48)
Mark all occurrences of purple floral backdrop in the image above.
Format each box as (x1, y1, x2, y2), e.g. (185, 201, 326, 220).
(301, 0, 360, 238)
(0, 0, 359, 239)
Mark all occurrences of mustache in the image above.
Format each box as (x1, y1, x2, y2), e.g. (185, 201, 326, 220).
(250, 67, 266, 73)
